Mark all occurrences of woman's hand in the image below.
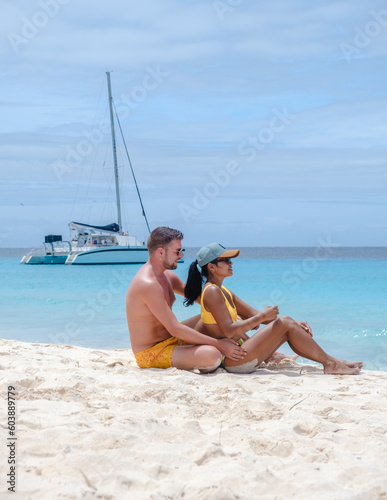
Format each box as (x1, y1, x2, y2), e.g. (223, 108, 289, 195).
(261, 306, 279, 323)
(298, 321, 313, 337)
(239, 332, 250, 341)
(217, 338, 247, 361)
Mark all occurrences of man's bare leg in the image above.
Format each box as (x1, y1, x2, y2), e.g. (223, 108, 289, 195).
(224, 316, 361, 375)
(172, 344, 222, 373)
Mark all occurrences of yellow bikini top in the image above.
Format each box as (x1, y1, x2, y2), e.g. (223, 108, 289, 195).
(201, 283, 238, 325)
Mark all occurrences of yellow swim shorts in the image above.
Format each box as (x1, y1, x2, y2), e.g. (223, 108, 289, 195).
(134, 336, 186, 369)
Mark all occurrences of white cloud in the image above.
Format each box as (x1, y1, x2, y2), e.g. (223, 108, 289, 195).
(0, 0, 386, 246)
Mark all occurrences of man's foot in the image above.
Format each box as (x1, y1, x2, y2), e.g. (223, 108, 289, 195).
(324, 360, 361, 375)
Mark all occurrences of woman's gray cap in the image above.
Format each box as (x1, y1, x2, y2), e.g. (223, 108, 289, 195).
(196, 242, 240, 267)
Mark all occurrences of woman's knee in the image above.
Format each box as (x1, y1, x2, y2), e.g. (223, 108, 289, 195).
(273, 316, 286, 330)
(271, 316, 294, 334)
(277, 315, 297, 328)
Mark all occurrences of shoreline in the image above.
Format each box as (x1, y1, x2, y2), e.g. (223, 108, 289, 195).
(2, 246, 387, 259)
(1, 338, 387, 499)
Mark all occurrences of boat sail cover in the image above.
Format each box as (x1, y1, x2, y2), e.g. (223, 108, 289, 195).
(70, 221, 120, 233)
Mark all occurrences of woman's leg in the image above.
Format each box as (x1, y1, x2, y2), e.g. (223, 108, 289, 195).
(224, 316, 361, 375)
(264, 351, 299, 364)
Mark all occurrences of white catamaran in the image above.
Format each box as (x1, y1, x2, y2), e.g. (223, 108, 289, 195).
(21, 72, 151, 265)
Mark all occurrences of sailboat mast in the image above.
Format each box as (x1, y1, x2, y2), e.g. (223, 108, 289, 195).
(106, 71, 122, 233)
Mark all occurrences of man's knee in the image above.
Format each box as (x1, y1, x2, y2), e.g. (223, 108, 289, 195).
(197, 346, 222, 372)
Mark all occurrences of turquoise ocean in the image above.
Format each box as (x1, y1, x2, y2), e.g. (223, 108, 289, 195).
(1, 247, 386, 372)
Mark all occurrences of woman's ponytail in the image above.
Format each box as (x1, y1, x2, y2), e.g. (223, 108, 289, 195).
(184, 260, 204, 306)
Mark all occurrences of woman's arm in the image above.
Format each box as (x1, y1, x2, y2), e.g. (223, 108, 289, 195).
(203, 286, 275, 339)
(232, 294, 259, 319)
(232, 293, 278, 325)
(140, 279, 246, 360)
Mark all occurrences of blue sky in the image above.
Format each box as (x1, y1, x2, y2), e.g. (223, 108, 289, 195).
(1, 0, 386, 247)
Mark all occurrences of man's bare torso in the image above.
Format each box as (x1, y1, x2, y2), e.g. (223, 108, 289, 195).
(126, 263, 176, 353)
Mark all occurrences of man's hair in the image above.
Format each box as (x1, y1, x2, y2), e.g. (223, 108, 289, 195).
(147, 226, 183, 254)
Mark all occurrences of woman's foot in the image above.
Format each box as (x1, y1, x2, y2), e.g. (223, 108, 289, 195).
(341, 360, 363, 369)
(265, 352, 299, 365)
(324, 359, 361, 375)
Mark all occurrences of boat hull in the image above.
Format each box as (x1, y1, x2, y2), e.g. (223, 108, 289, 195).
(43, 255, 68, 264)
(21, 254, 69, 265)
(65, 246, 149, 265)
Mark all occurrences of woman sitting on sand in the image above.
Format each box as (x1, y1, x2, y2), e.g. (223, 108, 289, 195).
(184, 243, 362, 375)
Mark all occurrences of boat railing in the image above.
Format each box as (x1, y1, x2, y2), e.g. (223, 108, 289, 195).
(43, 241, 72, 255)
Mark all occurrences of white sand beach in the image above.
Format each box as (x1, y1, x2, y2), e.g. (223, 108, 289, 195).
(1, 338, 386, 500)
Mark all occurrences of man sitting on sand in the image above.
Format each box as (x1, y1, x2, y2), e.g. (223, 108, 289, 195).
(126, 226, 247, 372)
(127, 226, 361, 375)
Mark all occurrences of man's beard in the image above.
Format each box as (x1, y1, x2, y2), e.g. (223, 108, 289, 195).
(163, 260, 178, 270)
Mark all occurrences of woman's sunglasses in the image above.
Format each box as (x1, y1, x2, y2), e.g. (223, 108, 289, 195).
(213, 257, 232, 265)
